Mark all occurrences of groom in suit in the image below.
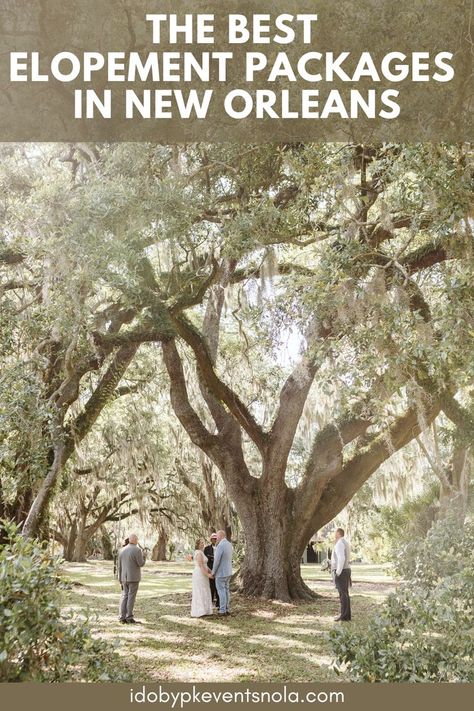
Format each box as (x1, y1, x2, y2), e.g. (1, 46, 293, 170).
(211, 530, 233, 616)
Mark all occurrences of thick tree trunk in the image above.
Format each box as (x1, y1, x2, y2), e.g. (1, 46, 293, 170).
(72, 538, 90, 562)
(22, 440, 71, 538)
(233, 479, 316, 602)
(71, 516, 89, 562)
(61, 517, 114, 561)
(151, 529, 168, 561)
(100, 526, 114, 560)
(63, 520, 78, 561)
(239, 530, 315, 601)
(71, 539, 89, 562)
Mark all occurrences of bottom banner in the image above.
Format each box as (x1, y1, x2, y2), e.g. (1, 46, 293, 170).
(0, 682, 472, 711)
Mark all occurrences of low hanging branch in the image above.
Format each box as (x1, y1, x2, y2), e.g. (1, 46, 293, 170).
(22, 343, 140, 537)
(161, 338, 220, 455)
(72, 343, 139, 442)
(293, 395, 442, 553)
(172, 316, 269, 454)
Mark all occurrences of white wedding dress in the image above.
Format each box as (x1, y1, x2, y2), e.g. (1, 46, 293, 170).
(191, 550, 213, 618)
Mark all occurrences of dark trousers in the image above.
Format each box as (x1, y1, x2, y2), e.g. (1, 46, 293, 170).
(335, 569, 351, 621)
(210, 576, 220, 607)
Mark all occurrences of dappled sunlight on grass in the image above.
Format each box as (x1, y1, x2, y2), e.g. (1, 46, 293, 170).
(291, 650, 334, 666)
(280, 620, 333, 633)
(159, 615, 240, 636)
(61, 559, 396, 682)
(250, 609, 278, 619)
(351, 590, 390, 603)
(246, 633, 311, 649)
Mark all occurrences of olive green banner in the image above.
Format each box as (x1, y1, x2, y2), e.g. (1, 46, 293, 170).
(0, 0, 472, 141)
(0, 682, 473, 710)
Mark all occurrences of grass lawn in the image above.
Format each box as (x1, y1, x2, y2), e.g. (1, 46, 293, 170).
(62, 560, 395, 683)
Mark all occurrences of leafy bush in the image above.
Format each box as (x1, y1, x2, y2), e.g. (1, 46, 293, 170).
(375, 486, 440, 563)
(0, 522, 124, 682)
(329, 515, 474, 682)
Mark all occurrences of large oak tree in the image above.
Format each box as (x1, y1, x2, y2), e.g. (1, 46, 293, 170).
(1, 142, 473, 601)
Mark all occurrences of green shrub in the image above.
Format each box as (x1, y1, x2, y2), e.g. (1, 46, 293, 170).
(329, 515, 474, 682)
(0, 522, 123, 682)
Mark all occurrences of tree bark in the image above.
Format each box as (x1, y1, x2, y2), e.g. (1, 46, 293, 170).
(22, 439, 72, 538)
(71, 536, 89, 562)
(100, 526, 114, 560)
(151, 528, 168, 561)
(237, 480, 315, 601)
(71, 515, 90, 562)
(63, 519, 78, 561)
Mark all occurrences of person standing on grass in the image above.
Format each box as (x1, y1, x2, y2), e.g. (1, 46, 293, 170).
(117, 533, 146, 624)
(331, 527, 352, 622)
(191, 538, 214, 618)
(211, 530, 233, 616)
(204, 532, 220, 609)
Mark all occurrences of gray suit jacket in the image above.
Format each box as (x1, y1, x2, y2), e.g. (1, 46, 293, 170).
(212, 538, 233, 578)
(117, 543, 146, 583)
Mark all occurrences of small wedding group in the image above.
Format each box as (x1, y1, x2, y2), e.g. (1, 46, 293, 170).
(191, 531, 233, 618)
(115, 530, 233, 624)
(116, 528, 351, 625)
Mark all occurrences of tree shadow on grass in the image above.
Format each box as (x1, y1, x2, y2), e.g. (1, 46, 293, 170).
(64, 561, 391, 682)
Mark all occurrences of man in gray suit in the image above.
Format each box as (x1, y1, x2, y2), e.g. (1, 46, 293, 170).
(117, 533, 146, 624)
(211, 530, 233, 616)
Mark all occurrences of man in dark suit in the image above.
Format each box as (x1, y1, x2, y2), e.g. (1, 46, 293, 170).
(204, 533, 219, 608)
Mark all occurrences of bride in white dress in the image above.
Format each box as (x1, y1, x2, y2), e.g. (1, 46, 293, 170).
(191, 538, 213, 618)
